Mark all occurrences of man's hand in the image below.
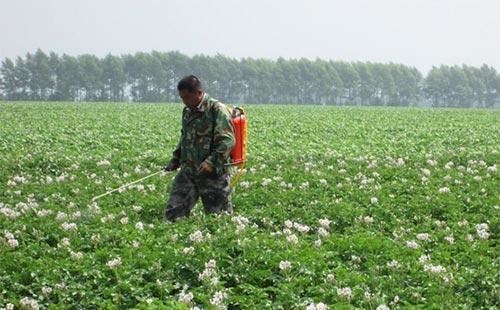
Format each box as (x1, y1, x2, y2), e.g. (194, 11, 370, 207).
(198, 161, 214, 174)
(163, 159, 180, 172)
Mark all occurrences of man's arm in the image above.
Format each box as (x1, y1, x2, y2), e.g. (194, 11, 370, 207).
(203, 104, 235, 175)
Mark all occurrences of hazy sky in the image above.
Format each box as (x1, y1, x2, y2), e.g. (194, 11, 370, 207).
(1, 0, 499, 73)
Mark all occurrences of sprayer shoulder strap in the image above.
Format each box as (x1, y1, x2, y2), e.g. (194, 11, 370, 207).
(210, 101, 234, 131)
(209, 101, 229, 150)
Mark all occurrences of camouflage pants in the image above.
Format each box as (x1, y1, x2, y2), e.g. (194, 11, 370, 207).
(164, 168, 233, 221)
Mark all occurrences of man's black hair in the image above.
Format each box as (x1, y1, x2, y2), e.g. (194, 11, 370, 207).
(177, 75, 203, 93)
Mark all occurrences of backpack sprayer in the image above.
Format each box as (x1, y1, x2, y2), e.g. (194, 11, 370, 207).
(91, 106, 248, 202)
(227, 106, 248, 187)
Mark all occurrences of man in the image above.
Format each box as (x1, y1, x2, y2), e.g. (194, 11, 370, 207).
(163, 75, 235, 221)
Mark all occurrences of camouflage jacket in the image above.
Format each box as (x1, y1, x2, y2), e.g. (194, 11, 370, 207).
(171, 93, 235, 176)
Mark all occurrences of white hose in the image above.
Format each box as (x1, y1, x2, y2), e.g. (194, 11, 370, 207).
(91, 170, 167, 202)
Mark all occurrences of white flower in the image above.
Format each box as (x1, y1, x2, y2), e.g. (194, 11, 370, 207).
(434, 220, 446, 227)
(1, 207, 20, 219)
(476, 223, 490, 239)
(487, 165, 497, 173)
(376, 304, 390, 310)
(279, 260, 292, 272)
(198, 259, 217, 281)
(421, 168, 431, 176)
(424, 264, 446, 274)
(239, 181, 250, 188)
(261, 178, 272, 186)
(392, 296, 400, 304)
(314, 239, 322, 248)
(370, 197, 378, 204)
(444, 235, 455, 244)
(477, 229, 490, 240)
(475, 223, 489, 231)
(406, 240, 419, 249)
(56, 174, 66, 183)
(20, 297, 39, 310)
(198, 269, 215, 281)
(418, 254, 431, 264)
(232, 215, 250, 226)
(56, 211, 68, 221)
(210, 291, 227, 307)
(387, 260, 401, 268)
(189, 230, 204, 243)
(318, 227, 329, 237)
(362, 216, 374, 224)
(427, 159, 437, 166)
(4, 231, 15, 240)
(70, 251, 84, 260)
(71, 211, 81, 219)
(318, 218, 331, 228)
(458, 219, 468, 227)
(106, 257, 122, 269)
(97, 159, 111, 166)
(307, 302, 328, 310)
(178, 291, 194, 304)
(294, 223, 311, 233)
(8, 238, 19, 248)
(299, 181, 310, 190)
(364, 291, 374, 300)
(210, 276, 219, 287)
(438, 187, 450, 194)
(287, 234, 299, 244)
(205, 259, 217, 269)
(319, 179, 328, 186)
(58, 238, 71, 247)
(183, 247, 195, 255)
(444, 161, 454, 170)
(61, 222, 77, 231)
(6, 303, 14, 310)
(91, 234, 101, 243)
(416, 233, 429, 241)
(326, 273, 335, 283)
(135, 222, 144, 230)
(337, 287, 352, 299)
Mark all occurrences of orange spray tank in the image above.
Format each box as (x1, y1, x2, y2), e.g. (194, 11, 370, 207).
(230, 107, 247, 167)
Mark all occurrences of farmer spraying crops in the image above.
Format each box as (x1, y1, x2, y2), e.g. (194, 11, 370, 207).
(163, 75, 237, 221)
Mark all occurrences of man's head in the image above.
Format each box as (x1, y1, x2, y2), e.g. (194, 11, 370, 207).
(177, 75, 204, 109)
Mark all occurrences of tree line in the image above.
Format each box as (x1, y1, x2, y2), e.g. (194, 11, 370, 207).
(1, 49, 499, 108)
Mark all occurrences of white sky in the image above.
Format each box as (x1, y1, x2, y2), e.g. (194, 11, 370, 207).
(1, 0, 499, 73)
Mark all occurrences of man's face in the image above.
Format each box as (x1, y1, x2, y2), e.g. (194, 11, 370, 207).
(179, 89, 204, 109)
